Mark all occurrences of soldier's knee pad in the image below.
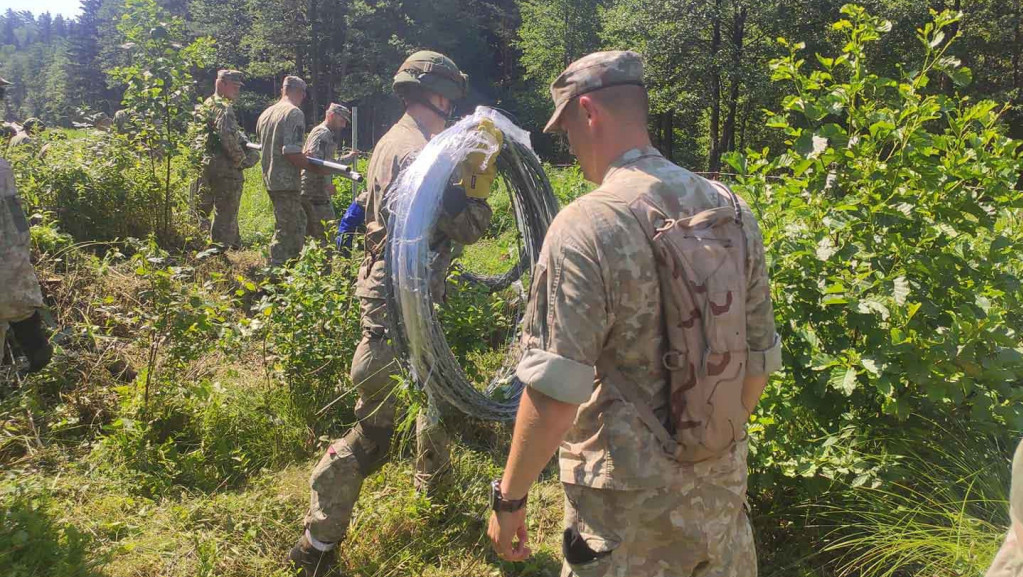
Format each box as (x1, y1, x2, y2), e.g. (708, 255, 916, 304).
(343, 422, 394, 477)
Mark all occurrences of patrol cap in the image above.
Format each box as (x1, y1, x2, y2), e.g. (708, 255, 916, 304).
(283, 75, 307, 92)
(327, 103, 351, 121)
(544, 50, 645, 133)
(217, 69, 245, 85)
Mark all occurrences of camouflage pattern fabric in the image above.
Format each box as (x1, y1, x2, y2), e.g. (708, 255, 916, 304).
(197, 175, 243, 248)
(515, 146, 780, 491)
(301, 196, 336, 245)
(543, 50, 645, 133)
(256, 100, 306, 192)
(301, 123, 339, 244)
(301, 124, 337, 200)
(987, 438, 1023, 577)
(0, 158, 45, 354)
(356, 114, 492, 301)
(560, 441, 754, 577)
(267, 190, 306, 266)
(304, 113, 490, 546)
(197, 95, 253, 248)
(8, 132, 32, 147)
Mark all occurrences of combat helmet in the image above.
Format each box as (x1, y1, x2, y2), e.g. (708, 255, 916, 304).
(392, 51, 467, 102)
(23, 117, 45, 133)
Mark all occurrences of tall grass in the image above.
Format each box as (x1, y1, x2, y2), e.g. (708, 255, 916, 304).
(817, 424, 1012, 577)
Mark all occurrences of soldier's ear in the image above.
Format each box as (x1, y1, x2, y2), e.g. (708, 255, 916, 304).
(577, 96, 598, 127)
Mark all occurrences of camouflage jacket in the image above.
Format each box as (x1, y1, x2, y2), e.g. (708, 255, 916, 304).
(199, 95, 250, 173)
(301, 123, 337, 199)
(356, 113, 492, 301)
(514, 147, 782, 489)
(256, 100, 306, 192)
(0, 157, 44, 322)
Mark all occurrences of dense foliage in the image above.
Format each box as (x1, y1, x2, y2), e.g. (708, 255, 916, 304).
(726, 7, 1023, 487)
(4, 0, 1023, 165)
(2, 2, 1023, 576)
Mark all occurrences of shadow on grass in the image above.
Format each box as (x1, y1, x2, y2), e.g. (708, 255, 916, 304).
(0, 485, 108, 577)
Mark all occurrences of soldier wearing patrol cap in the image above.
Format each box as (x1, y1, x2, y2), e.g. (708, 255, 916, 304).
(257, 75, 329, 266)
(300, 103, 358, 245)
(0, 75, 52, 374)
(487, 51, 782, 577)
(196, 69, 260, 249)
(288, 50, 503, 576)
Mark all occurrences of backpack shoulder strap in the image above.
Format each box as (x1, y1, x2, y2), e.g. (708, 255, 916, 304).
(595, 356, 677, 453)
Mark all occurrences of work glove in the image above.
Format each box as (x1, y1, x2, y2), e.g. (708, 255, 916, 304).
(458, 118, 503, 200)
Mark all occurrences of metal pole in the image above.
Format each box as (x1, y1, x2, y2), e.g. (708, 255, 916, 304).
(352, 106, 360, 200)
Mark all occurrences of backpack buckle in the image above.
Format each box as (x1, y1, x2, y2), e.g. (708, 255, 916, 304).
(655, 219, 676, 234)
(662, 350, 687, 371)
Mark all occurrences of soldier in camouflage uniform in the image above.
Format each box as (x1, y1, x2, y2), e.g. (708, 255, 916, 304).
(300, 103, 357, 245)
(288, 51, 502, 577)
(487, 52, 782, 577)
(0, 77, 52, 373)
(197, 70, 260, 249)
(256, 76, 326, 266)
(988, 438, 1023, 577)
(9, 117, 44, 147)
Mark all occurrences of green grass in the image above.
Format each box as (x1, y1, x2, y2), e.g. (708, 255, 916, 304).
(3, 148, 1013, 577)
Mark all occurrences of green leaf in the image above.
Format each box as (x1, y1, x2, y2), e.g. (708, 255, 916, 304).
(829, 366, 858, 396)
(893, 276, 910, 305)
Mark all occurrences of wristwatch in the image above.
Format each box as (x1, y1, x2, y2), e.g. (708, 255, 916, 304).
(490, 478, 528, 513)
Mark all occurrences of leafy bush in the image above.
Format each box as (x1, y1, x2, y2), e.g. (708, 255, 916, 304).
(729, 5, 1023, 480)
(11, 132, 176, 242)
(257, 243, 363, 435)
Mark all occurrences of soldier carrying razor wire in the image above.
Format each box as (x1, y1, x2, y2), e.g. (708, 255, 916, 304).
(288, 50, 503, 577)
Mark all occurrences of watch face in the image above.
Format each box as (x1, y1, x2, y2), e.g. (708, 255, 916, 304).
(490, 479, 500, 511)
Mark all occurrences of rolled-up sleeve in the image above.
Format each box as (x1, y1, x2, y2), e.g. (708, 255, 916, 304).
(741, 204, 782, 375)
(516, 203, 608, 404)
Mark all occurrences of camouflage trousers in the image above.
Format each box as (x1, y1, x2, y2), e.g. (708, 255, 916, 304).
(197, 169, 243, 248)
(268, 190, 307, 266)
(304, 296, 451, 545)
(301, 196, 336, 246)
(987, 529, 1023, 577)
(560, 441, 755, 577)
(1, 209, 45, 362)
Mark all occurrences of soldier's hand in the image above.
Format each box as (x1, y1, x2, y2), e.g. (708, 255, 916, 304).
(487, 509, 531, 562)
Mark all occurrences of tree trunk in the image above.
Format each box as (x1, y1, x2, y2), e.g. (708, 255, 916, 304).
(721, 3, 746, 156)
(708, 0, 723, 173)
(309, 0, 321, 122)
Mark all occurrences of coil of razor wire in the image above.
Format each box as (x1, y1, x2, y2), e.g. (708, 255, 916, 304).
(386, 107, 558, 421)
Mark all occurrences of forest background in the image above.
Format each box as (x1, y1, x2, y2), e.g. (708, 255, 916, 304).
(3, 0, 1023, 576)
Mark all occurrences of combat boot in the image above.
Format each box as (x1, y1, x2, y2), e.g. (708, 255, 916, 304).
(9, 311, 52, 373)
(288, 533, 339, 577)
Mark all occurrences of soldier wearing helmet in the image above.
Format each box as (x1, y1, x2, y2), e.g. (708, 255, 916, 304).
(288, 50, 503, 576)
(9, 117, 45, 148)
(0, 76, 52, 374)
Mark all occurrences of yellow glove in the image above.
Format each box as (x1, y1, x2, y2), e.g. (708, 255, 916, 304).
(459, 118, 504, 199)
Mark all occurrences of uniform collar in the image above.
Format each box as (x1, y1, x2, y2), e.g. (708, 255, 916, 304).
(603, 146, 663, 182)
(398, 113, 431, 141)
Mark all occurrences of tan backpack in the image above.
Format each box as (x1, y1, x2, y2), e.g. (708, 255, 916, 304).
(599, 178, 756, 463)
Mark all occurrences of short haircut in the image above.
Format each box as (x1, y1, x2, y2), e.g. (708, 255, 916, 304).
(588, 84, 649, 126)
